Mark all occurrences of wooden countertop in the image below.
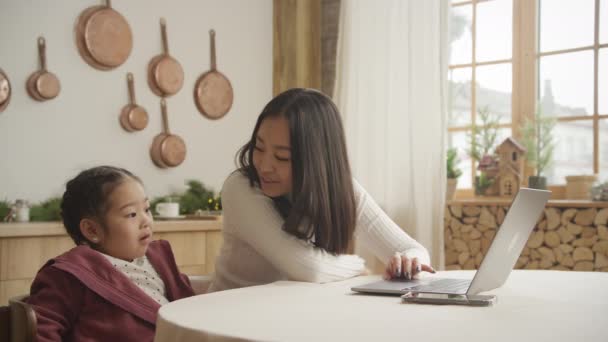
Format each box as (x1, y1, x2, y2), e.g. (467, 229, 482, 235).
(0, 218, 222, 238)
(448, 198, 608, 208)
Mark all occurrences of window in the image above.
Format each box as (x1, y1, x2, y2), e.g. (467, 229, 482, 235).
(448, 0, 607, 192)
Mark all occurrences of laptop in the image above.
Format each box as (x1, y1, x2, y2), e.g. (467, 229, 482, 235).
(352, 187, 551, 296)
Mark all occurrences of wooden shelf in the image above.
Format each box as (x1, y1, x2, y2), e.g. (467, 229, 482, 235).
(448, 198, 608, 208)
(0, 218, 223, 238)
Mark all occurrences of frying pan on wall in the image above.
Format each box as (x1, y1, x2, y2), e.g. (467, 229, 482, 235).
(148, 18, 184, 97)
(0, 69, 11, 112)
(194, 29, 233, 119)
(150, 99, 186, 168)
(75, 0, 132, 70)
(119, 73, 148, 132)
(26, 37, 60, 101)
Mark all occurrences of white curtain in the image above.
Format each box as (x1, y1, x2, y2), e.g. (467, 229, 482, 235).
(334, 0, 449, 269)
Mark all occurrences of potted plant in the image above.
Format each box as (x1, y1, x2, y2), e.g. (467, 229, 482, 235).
(446, 147, 462, 200)
(520, 106, 556, 190)
(467, 106, 500, 195)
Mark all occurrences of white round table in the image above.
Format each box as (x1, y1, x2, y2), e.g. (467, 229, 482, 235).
(154, 270, 608, 342)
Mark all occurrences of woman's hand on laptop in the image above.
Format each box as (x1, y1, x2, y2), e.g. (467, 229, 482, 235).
(383, 252, 435, 281)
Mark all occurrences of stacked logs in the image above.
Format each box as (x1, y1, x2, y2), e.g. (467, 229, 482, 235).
(444, 205, 608, 272)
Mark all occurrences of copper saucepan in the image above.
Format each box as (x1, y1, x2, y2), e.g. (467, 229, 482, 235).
(148, 18, 184, 97)
(0, 69, 11, 112)
(75, 0, 132, 70)
(120, 73, 148, 132)
(194, 29, 233, 120)
(150, 99, 186, 168)
(26, 37, 60, 101)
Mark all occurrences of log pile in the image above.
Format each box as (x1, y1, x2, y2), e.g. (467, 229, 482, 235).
(444, 205, 608, 272)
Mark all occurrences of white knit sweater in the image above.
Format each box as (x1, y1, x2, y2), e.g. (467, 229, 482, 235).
(208, 172, 430, 292)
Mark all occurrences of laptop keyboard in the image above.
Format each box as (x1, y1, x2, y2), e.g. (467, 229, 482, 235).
(404, 278, 471, 293)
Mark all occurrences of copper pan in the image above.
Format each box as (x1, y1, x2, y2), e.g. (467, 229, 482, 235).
(0, 69, 11, 112)
(74, 4, 112, 70)
(148, 18, 184, 97)
(194, 29, 233, 120)
(84, 0, 132, 68)
(26, 70, 45, 101)
(158, 99, 186, 167)
(150, 100, 169, 168)
(26, 37, 60, 101)
(146, 54, 164, 97)
(150, 99, 186, 168)
(119, 73, 148, 132)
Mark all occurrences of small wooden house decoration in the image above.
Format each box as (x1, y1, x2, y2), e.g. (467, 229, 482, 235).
(495, 137, 526, 197)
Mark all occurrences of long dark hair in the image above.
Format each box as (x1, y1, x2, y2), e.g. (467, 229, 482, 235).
(237, 88, 356, 254)
(61, 166, 142, 245)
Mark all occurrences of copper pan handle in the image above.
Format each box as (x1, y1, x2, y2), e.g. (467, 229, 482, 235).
(126, 72, 136, 104)
(160, 18, 169, 54)
(209, 30, 216, 71)
(160, 99, 170, 134)
(38, 37, 47, 71)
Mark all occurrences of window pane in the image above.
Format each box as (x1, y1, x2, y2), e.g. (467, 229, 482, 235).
(476, 63, 512, 124)
(539, 0, 594, 52)
(449, 67, 472, 126)
(539, 51, 594, 116)
(448, 131, 472, 189)
(476, 0, 512, 62)
(450, 4, 472, 65)
(600, 48, 608, 114)
(600, 119, 608, 183)
(601, 0, 608, 44)
(546, 120, 594, 185)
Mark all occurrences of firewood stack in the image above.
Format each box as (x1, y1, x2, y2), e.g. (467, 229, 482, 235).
(445, 205, 608, 272)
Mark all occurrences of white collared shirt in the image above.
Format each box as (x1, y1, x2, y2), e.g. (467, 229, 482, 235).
(101, 252, 169, 305)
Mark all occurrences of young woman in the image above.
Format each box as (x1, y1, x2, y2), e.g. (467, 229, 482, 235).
(27, 166, 194, 342)
(208, 88, 434, 292)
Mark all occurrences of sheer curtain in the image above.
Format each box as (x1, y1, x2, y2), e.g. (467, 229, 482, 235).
(334, 0, 449, 269)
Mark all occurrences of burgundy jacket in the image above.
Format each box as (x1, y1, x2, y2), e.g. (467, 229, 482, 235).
(27, 240, 195, 342)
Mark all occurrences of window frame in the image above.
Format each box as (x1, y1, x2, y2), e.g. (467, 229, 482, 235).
(448, 0, 607, 198)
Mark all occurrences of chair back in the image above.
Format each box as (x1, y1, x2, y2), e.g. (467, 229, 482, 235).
(0, 304, 10, 342)
(8, 295, 37, 342)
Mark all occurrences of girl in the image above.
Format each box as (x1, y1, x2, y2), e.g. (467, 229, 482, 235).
(208, 88, 434, 292)
(27, 166, 194, 342)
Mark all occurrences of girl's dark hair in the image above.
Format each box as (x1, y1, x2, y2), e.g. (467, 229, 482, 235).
(61, 166, 142, 245)
(237, 88, 356, 254)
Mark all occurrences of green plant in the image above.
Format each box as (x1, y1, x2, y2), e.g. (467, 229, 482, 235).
(0, 199, 10, 220)
(447, 148, 463, 179)
(151, 180, 222, 216)
(30, 197, 62, 222)
(521, 106, 556, 177)
(179, 180, 221, 214)
(467, 106, 500, 163)
(475, 172, 495, 195)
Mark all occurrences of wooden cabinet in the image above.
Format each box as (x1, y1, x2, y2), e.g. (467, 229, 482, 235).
(0, 219, 223, 305)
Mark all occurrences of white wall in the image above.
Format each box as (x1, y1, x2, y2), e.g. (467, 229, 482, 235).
(0, 0, 272, 202)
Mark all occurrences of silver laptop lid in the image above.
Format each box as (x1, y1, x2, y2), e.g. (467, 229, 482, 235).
(467, 188, 551, 295)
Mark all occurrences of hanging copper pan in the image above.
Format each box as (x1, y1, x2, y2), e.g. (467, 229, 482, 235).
(148, 18, 184, 97)
(75, 0, 132, 70)
(0, 69, 11, 113)
(26, 37, 60, 101)
(194, 29, 233, 120)
(75, 5, 111, 70)
(119, 73, 148, 132)
(150, 99, 186, 168)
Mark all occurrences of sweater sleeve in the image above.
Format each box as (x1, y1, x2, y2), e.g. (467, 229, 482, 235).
(352, 179, 431, 266)
(221, 172, 365, 283)
(27, 264, 85, 342)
